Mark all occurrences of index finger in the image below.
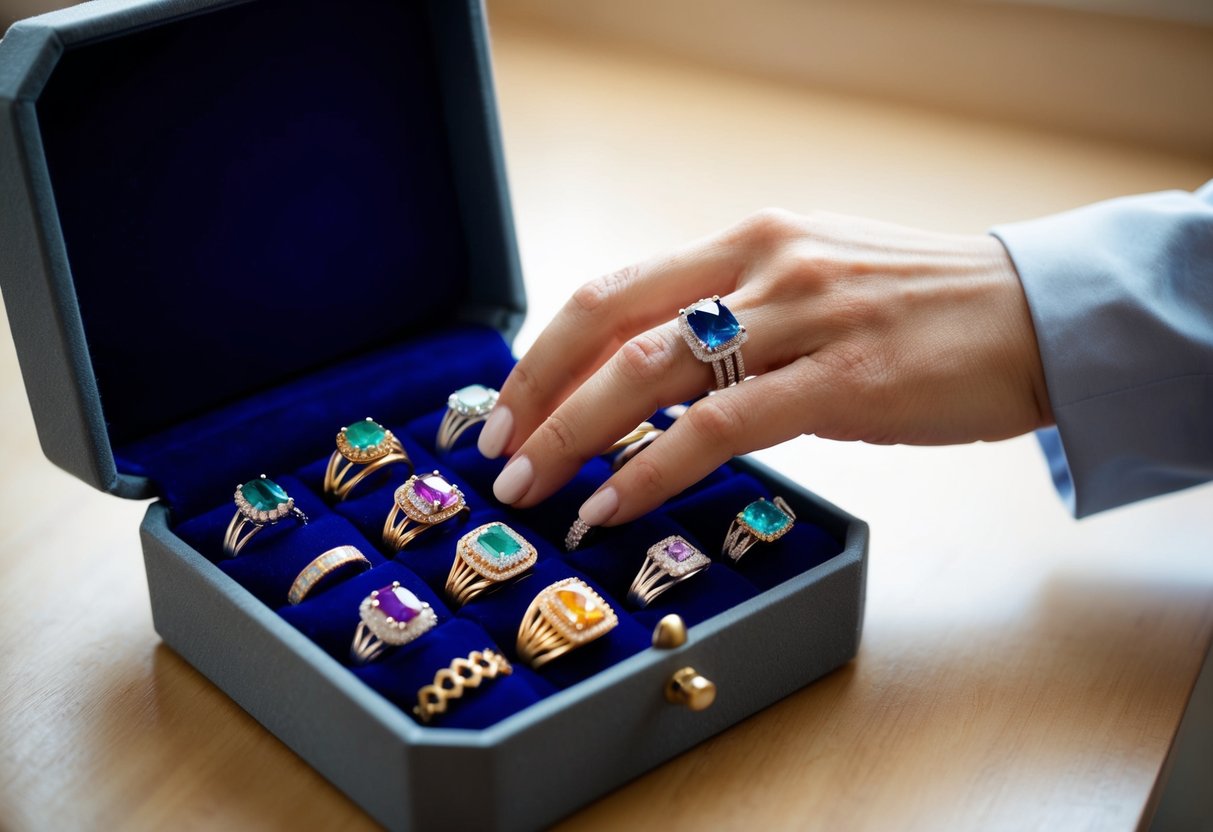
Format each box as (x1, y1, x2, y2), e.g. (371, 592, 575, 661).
(477, 234, 744, 460)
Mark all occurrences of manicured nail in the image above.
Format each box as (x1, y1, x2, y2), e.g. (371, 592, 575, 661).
(478, 405, 513, 459)
(578, 486, 618, 527)
(493, 455, 533, 504)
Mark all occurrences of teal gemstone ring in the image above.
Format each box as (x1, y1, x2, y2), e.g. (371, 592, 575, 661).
(223, 474, 309, 557)
(446, 521, 538, 607)
(324, 417, 413, 502)
(722, 496, 796, 562)
(677, 295, 748, 390)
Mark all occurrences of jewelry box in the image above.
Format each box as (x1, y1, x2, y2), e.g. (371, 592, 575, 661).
(0, 1, 869, 828)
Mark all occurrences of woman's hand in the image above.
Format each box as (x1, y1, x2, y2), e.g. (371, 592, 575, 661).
(477, 209, 1053, 527)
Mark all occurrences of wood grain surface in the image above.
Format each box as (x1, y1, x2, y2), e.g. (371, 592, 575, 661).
(1, 19, 1211, 832)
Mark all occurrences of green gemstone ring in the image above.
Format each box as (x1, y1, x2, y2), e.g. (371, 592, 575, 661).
(722, 496, 795, 562)
(324, 417, 413, 502)
(224, 474, 309, 557)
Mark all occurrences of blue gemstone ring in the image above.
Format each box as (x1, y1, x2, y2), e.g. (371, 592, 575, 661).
(677, 296, 749, 389)
(722, 496, 796, 562)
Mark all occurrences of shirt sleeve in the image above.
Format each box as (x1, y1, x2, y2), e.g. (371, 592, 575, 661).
(990, 181, 1213, 518)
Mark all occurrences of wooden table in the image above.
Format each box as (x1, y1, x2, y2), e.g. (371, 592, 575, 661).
(2, 20, 1211, 831)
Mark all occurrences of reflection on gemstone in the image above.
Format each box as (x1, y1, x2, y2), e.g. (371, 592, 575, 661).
(374, 584, 423, 623)
(415, 474, 459, 509)
(455, 384, 494, 408)
(344, 418, 387, 449)
(556, 586, 606, 628)
(743, 499, 791, 535)
(686, 299, 741, 349)
(665, 539, 695, 562)
(242, 477, 289, 511)
(478, 525, 522, 559)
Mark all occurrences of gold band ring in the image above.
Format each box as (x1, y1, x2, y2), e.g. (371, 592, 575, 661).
(413, 648, 513, 724)
(446, 522, 538, 607)
(324, 418, 412, 502)
(288, 545, 372, 605)
(383, 471, 469, 552)
(627, 535, 710, 608)
(516, 578, 618, 669)
(722, 496, 796, 562)
(223, 475, 308, 557)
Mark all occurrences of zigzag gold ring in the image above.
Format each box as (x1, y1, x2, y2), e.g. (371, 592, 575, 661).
(413, 648, 513, 724)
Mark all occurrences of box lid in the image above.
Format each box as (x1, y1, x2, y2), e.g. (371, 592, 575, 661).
(0, 0, 524, 499)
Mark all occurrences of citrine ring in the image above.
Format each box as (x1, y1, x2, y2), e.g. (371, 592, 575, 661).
(350, 581, 438, 665)
(722, 496, 796, 562)
(436, 384, 498, 452)
(223, 475, 309, 557)
(324, 417, 412, 502)
(383, 471, 469, 552)
(627, 535, 711, 608)
(413, 648, 513, 724)
(287, 545, 372, 606)
(446, 522, 538, 607)
(516, 577, 618, 669)
(677, 295, 748, 390)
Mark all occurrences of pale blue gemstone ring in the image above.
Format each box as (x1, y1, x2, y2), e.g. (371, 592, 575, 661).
(676, 296, 748, 389)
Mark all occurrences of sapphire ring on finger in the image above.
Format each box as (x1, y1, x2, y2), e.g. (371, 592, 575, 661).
(678, 296, 748, 390)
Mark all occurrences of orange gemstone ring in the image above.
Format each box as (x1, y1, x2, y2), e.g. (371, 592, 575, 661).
(516, 577, 618, 669)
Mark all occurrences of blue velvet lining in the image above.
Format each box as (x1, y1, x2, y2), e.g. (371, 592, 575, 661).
(125, 325, 845, 729)
(35, 0, 470, 445)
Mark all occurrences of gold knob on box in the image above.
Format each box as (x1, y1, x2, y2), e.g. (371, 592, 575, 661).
(652, 614, 687, 649)
(665, 666, 717, 711)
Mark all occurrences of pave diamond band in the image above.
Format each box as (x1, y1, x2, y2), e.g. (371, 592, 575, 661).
(677, 296, 748, 391)
(288, 545, 372, 605)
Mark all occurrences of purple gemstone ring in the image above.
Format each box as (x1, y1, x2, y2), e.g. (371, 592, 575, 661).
(382, 471, 470, 552)
(627, 535, 711, 608)
(323, 417, 413, 502)
(677, 295, 749, 390)
(350, 581, 438, 665)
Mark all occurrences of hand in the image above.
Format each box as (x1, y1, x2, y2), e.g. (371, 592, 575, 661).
(477, 209, 1053, 527)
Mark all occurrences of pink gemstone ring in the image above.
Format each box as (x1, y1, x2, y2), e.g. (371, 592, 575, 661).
(382, 470, 470, 552)
(350, 581, 438, 665)
(627, 535, 711, 608)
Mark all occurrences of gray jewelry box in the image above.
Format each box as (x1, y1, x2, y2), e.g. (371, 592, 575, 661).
(0, 1, 869, 829)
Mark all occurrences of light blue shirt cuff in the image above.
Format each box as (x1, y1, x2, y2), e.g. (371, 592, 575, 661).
(990, 182, 1213, 518)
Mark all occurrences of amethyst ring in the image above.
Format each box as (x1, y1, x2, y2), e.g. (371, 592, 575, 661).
(627, 535, 711, 608)
(677, 296, 748, 390)
(382, 471, 469, 552)
(350, 581, 438, 665)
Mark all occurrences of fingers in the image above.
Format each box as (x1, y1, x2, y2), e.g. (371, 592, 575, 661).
(491, 291, 800, 508)
(575, 358, 833, 527)
(478, 235, 744, 461)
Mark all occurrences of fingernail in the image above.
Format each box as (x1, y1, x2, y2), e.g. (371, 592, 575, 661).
(478, 405, 513, 459)
(493, 455, 533, 505)
(578, 486, 618, 527)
